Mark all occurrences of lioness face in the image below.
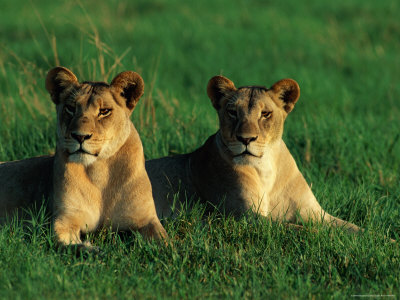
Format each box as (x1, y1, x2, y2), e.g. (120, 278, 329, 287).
(56, 83, 131, 165)
(207, 76, 300, 162)
(46, 67, 144, 165)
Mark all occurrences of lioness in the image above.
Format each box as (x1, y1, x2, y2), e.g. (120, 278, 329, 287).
(0, 67, 167, 247)
(146, 75, 360, 233)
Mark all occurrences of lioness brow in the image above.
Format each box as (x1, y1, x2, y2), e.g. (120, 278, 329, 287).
(237, 85, 268, 90)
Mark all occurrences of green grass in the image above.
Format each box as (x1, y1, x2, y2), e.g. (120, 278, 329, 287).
(0, 0, 399, 298)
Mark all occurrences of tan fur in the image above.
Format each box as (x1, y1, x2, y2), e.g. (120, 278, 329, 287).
(147, 76, 360, 233)
(0, 67, 167, 247)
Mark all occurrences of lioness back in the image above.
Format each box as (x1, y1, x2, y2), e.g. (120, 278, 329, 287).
(0, 156, 53, 223)
(146, 153, 196, 218)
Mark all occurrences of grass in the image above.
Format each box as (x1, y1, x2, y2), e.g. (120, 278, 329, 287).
(0, 0, 399, 298)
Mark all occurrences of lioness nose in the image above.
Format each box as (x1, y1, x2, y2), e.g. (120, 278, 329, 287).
(71, 133, 92, 144)
(236, 135, 258, 145)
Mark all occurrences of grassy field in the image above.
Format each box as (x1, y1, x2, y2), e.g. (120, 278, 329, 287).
(1, 0, 399, 298)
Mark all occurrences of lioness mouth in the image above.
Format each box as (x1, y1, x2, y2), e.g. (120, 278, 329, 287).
(70, 149, 98, 157)
(234, 150, 258, 157)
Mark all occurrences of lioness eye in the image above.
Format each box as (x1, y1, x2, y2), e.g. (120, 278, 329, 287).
(227, 109, 237, 119)
(99, 108, 112, 116)
(65, 105, 75, 115)
(262, 111, 272, 119)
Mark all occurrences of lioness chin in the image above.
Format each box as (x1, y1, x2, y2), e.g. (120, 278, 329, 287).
(146, 75, 361, 234)
(0, 67, 167, 248)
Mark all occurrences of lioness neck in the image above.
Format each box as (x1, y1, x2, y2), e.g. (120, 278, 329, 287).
(189, 131, 287, 215)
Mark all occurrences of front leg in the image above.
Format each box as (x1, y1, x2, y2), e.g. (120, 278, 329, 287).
(53, 160, 101, 249)
(53, 199, 101, 249)
(297, 192, 361, 234)
(109, 173, 168, 243)
(138, 218, 168, 241)
(316, 212, 361, 233)
(54, 215, 83, 245)
(53, 213, 101, 252)
(277, 172, 362, 234)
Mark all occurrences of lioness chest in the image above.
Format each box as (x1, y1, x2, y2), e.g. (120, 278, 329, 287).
(236, 155, 276, 216)
(57, 156, 136, 231)
(87, 158, 139, 227)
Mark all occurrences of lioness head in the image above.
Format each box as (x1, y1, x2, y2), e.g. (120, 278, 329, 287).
(46, 67, 144, 165)
(207, 75, 300, 162)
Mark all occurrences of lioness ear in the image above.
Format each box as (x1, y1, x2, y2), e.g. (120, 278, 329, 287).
(45, 67, 78, 104)
(207, 75, 236, 110)
(110, 71, 144, 111)
(268, 79, 300, 113)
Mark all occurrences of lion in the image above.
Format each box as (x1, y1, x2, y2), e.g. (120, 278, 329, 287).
(146, 75, 361, 233)
(0, 67, 167, 248)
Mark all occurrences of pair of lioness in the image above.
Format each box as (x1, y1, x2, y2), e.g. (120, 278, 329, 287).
(0, 67, 361, 249)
